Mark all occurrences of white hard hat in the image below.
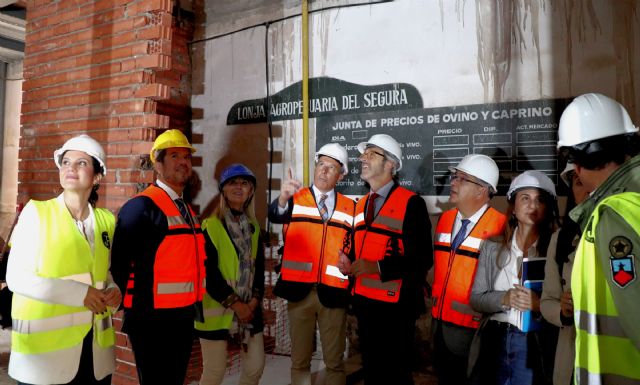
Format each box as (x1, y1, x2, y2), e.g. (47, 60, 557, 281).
(54, 134, 107, 175)
(448, 154, 499, 192)
(560, 162, 575, 187)
(558, 93, 638, 149)
(316, 143, 349, 175)
(357, 134, 403, 171)
(506, 170, 556, 201)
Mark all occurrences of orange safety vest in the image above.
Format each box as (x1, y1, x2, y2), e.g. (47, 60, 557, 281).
(431, 207, 506, 328)
(124, 185, 206, 309)
(280, 188, 354, 289)
(353, 186, 414, 303)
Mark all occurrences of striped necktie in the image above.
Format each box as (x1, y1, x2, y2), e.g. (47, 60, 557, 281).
(318, 193, 329, 222)
(175, 198, 193, 227)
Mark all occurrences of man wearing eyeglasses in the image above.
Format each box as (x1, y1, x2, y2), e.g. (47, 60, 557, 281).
(342, 134, 432, 385)
(431, 154, 506, 385)
(268, 142, 354, 385)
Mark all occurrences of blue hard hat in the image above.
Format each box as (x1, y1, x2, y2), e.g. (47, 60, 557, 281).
(219, 163, 256, 188)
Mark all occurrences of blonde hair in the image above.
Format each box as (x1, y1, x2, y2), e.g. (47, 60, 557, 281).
(214, 183, 257, 223)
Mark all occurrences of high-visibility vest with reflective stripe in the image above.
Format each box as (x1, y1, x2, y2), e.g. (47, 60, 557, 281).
(353, 187, 413, 303)
(280, 188, 354, 289)
(432, 207, 506, 328)
(11, 199, 115, 355)
(195, 215, 259, 332)
(124, 185, 206, 309)
(573, 192, 640, 385)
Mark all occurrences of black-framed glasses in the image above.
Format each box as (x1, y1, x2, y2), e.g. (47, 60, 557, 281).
(449, 173, 484, 187)
(360, 150, 385, 160)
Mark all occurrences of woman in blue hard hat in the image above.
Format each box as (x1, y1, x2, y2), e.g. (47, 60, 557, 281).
(195, 163, 265, 385)
(468, 170, 560, 385)
(7, 134, 120, 385)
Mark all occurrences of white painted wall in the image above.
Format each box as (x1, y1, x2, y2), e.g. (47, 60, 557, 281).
(192, 0, 640, 223)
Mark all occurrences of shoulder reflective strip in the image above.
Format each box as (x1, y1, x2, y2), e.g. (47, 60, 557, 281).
(575, 310, 626, 338)
(95, 281, 106, 290)
(437, 233, 451, 243)
(292, 205, 322, 218)
(282, 260, 313, 272)
(167, 215, 187, 226)
(325, 265, 348, 280)
(375, 215, 403, 231)
(202, 279, 207, 289)
(331, 211, 354, 224)
(13, 311, 92, 334)
(576, 367, 640, 385)
(97, 316, 113, 332)
(461, 236, 482, 249)
(451, 300, 482, 317)
(361, 277, 399, 292)
(157, 282, 194, 294)
(61, 273, 92, 285)
(354, 213, 365, 224)
(204, 307, 233, 318)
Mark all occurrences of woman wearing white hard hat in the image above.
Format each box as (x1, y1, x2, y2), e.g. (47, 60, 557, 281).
(196, 164, 265, 385)
(468, 170, 559, 385)
(7, 134, 119, 385)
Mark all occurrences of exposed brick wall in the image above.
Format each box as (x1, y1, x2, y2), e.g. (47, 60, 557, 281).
(20, 1, 195, 384)
(19, 0, 187, 211)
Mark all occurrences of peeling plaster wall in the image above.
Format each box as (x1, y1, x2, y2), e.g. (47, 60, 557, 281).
(192, 0, 640, 222)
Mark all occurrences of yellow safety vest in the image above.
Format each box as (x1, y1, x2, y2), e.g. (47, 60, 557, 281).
(11, 198, 115, 354)
(573, 192, 640, 384)
(195, 215, 259, 332)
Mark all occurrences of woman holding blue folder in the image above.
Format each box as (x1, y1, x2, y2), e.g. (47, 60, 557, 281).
(468, 170, 559, 385)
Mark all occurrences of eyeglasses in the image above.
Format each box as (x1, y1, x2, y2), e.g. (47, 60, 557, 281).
(449, 173, 484, 187)
(359, 150, 385, 160)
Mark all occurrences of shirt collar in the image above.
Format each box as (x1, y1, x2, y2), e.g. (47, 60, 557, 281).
(56, 193, 94, 222)
(456, 203, 489, 224)
(371, 180, 394, 199)
(311, 185, 334, 200)
(510, 228, 539, 257)
(156, 179, 181, 200)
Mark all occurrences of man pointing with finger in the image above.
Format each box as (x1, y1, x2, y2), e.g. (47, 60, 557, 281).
(269, 143, 355, 385)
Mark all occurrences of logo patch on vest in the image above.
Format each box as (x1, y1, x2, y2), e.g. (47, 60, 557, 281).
(609, 236, 632, 258)
(102, 232, 111, 249)
(610, 254, 636, 288)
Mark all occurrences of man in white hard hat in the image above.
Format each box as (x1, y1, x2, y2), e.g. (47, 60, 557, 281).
(557, 93, 640, 384)
(268, 142, 354, 385)
(344, 134, 432, 385)
(431, 154, 507, 385)
(111, 130, 206, 385)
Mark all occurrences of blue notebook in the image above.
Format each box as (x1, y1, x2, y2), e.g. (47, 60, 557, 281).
(518, 257, 546, 332)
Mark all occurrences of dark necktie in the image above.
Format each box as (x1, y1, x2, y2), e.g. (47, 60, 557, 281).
(451, 219, 470, 252)
(175, 198, 193, 227)
(365, 192, 379, 226)
(318, 193, 329, 222)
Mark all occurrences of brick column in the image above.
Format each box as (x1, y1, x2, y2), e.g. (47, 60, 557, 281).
(20, 1, 194, 384)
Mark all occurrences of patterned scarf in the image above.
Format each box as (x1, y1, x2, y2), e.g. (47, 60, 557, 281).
(224, 209, 255, 336)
